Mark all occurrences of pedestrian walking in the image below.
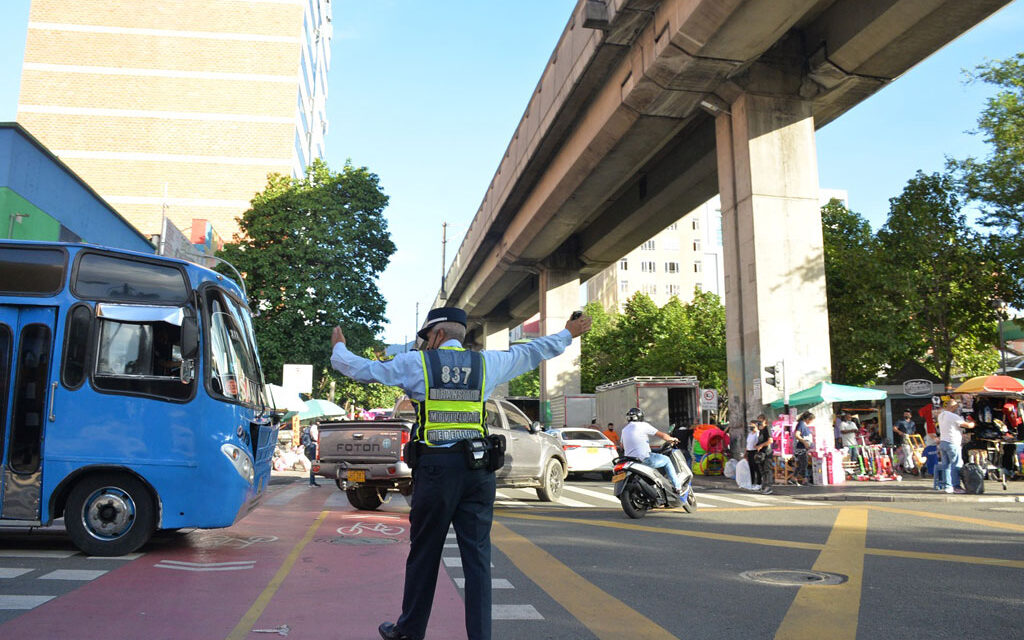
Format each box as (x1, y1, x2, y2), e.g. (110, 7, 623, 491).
(330, 306, 591, 640)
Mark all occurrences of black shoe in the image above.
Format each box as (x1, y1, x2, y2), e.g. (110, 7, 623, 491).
(379, 622, 412, 640)
(309, 482, 320, 487)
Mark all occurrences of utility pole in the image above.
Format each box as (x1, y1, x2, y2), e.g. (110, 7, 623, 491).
(415, 302, 420, 343)
(440, 222, 448, 300)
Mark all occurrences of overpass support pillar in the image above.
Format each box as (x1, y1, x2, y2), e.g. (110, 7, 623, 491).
(539, 268, 580, 424)
(482, 320, 511, 398)
(714, 93, 832, 444)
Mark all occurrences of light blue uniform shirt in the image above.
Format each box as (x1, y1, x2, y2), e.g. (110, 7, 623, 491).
(330, 329, 573, 402)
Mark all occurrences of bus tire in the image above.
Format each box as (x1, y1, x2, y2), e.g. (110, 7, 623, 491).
(346, 486, 383, 511)
(65, 473, 156, 557)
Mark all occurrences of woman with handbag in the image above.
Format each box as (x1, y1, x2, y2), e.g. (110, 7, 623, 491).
(745, 421, 763, 491)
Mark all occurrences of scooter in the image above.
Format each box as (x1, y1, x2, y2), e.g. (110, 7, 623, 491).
(612, 441, 696, 518)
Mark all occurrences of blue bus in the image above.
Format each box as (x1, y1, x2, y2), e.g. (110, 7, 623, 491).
(0, 241, 277, 555)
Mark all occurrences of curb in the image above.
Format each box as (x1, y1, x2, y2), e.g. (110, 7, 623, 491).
(792, 494, 1024, 503)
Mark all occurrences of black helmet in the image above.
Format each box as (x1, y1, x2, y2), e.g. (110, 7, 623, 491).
(626, 408, 644, 422)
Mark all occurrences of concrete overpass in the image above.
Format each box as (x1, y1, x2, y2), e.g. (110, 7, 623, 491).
(434, 0, 1012, 427)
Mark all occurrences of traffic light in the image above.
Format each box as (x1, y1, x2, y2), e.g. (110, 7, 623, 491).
(764, 361, 784, 389)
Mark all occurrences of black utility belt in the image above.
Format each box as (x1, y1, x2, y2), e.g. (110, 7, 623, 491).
(405, 436, 506, 472)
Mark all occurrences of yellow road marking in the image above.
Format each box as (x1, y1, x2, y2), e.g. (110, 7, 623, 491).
(775, 508, 868, 640)
(866, 504, 1024, 533)
(866, 547, 1024, 569)
(491, 522, 677, 640)
(225, 510, 329, 640)
(496, 510, 826, 551)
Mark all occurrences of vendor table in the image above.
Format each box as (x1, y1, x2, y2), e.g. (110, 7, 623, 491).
(966, 438, 1022, 490)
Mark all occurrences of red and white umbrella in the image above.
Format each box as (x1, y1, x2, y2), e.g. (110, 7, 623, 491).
(952, 375, 1024, 395)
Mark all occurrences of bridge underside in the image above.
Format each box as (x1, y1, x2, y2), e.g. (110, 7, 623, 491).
(442, 0, 1010, 427)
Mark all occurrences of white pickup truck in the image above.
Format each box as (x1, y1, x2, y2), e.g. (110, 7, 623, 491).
(313, 397, 568, 510)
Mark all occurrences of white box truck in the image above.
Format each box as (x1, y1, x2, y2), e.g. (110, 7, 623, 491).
(547, 393, 596, 428)
(596, 376, 700, 431)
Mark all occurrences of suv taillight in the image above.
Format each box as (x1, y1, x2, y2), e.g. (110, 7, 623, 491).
(399, 429, 411, 461)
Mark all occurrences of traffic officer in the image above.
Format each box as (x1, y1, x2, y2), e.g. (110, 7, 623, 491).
(330, 306, 591, 640)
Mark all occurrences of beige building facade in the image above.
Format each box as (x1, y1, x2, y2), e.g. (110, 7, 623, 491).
(586, 197, 725, 312)
(17, 0, 331, 245)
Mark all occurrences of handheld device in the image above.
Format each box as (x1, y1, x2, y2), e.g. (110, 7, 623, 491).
(570, 310, 583, 321)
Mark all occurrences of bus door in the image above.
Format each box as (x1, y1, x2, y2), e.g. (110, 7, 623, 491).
(0, 305, 57, 521)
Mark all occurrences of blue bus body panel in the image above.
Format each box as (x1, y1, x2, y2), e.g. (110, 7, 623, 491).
(1, 241, 275, 530)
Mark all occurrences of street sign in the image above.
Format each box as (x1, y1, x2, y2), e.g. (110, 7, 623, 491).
(700, 388, 718, 411)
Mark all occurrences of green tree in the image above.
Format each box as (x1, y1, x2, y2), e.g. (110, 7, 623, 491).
(508, 368, 539, 396)
(876, 171, 1006, 386)
(954, 52, 1024, 304)
(820, 199, 909, 384)
(218, 159, 396, 389)
(580, 292, 726, 393)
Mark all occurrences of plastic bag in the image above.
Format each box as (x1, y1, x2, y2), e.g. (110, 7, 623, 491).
(724, 458, 737, 478)
(735, 458, 752, 489)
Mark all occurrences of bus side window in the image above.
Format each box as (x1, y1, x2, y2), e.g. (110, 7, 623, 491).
(94, 319, 191, 401)
(62, 304, 92, 389)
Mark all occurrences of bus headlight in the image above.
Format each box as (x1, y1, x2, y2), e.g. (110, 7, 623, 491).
(221, 444, 255, 485)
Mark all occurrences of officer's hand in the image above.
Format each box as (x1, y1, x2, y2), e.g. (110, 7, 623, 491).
(331, 326, 346, 348)
(566, 313, 592, 338)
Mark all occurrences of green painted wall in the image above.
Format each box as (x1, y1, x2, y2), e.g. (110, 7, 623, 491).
(0, 187, 61, 240)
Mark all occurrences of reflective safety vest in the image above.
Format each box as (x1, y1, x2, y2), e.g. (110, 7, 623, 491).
(414, 346, 487, 446)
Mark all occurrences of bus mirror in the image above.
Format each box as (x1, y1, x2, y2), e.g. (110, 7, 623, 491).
(181, 317, 199, 359)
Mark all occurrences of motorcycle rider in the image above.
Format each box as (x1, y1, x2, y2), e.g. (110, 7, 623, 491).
(620, 408, 683, 495)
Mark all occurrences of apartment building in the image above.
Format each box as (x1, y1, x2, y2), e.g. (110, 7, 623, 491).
(586, 197, 725, 312)
(16, 0, 331, 246)
(586, 189, 847, 312)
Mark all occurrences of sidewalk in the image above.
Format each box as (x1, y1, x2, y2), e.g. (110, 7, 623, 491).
(692, 471, 1024, 502)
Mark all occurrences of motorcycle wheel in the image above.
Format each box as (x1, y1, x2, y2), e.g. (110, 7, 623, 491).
(620, 481, 649, 519)
(682, 489, 697, 513)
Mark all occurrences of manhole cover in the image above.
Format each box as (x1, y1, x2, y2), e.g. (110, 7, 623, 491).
(317, 537, 398, 545)
(741, 569, 847, 586)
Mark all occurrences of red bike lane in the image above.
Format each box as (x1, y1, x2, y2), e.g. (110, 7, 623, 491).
(0, 484, 467, 639)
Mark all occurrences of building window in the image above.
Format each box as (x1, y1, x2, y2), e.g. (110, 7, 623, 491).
(641, 283, 657, 295)
(693, 239, 701, 252)
(641, 240, 656, 251)
(694, 261, 703, 273)
(667, 284, 680, 297)
(665, 262, 679, 274)
(692, 219, 700, 230)
(641, 261, 656, 273)
(619, 259, 628, 271)
(667, 222, 678, 231)
(695, 282, 703, 292)
(619, 280, 629, 293)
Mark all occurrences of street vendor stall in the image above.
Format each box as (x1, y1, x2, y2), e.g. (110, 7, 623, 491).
(952, 375, 1024, 487)
(770, 382, 888, 484)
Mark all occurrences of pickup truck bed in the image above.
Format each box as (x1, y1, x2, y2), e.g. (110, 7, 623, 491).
(312, 397, 568, 510)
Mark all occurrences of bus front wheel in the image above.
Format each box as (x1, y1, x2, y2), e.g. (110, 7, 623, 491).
(65, 473, 156, 557)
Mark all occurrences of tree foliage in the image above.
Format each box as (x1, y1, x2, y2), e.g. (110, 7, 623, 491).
(952, 52, 1024, 306)
(875, 171, 1007, 386)
(821, 199, 912, 384)
(580, 291, 726, 393)
(508, 367, 539, 397)
(218, 159, 396, 390)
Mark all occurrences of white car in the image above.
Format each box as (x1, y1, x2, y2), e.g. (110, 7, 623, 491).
(548, 428, 618, 478)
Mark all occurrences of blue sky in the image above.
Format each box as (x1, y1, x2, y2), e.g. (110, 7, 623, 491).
(2, 1, 1022, 344)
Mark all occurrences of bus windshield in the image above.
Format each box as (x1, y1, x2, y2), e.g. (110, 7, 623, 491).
(205, 288, 264, 407)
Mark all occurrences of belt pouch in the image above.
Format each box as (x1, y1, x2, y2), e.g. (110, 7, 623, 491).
(462, 438, 489, 470)
(486, 434, 506, 471)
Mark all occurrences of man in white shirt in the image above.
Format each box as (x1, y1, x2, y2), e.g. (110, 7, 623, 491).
(936, 399, 971, 494)
(620, 408, 681, 493)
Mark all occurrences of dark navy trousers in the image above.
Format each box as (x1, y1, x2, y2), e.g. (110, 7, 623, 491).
(396, 449, 496, 640)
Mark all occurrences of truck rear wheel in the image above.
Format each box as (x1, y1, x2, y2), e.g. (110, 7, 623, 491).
(346, 486, 383, 511)
(536, 459, 564, 502)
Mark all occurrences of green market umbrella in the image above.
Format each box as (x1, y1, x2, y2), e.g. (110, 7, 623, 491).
(298, 398, 347, 420)
(769, 382, 886, 409)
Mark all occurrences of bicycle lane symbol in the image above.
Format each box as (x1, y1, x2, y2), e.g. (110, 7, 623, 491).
(336, 521, 406, 536)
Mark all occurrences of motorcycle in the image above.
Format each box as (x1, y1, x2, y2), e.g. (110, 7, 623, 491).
(612, 441, 696, 518)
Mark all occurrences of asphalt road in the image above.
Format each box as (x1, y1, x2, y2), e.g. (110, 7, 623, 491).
(0, 473, 1021, 639)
